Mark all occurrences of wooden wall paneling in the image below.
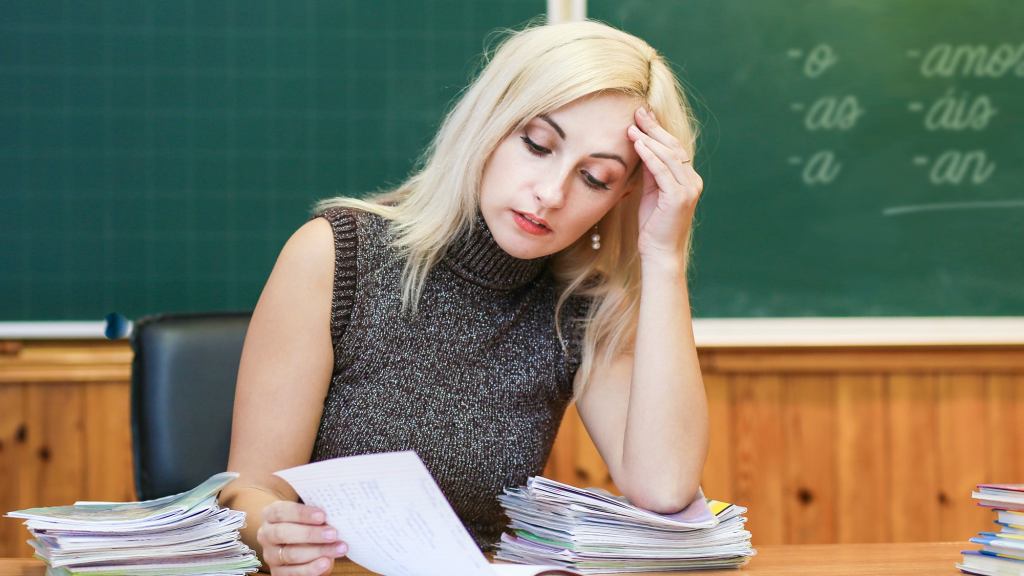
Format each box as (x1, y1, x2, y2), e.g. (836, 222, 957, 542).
(0, 384, 29, 557)
(732, 374, 785, 545)
(23, 384, 86, 508)
(2, 341, 1022, 556)
(572, 408, 616, 493)
(986, 374, 1024, 483)
(701, 372, 734, 503)
(782, 374, 837, 544)
(0, 341, 131, 384)
(835, 373, 890, 543)
(547, 403, 615, 493)
(83, 382, 135, 502)
(12, 383, 87, 558)
(543, 404, 579, 483)
(886, 373, 940, 542)
(936, 373, 993, 541)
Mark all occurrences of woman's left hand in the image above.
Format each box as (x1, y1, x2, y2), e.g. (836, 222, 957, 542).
(626, 106, 703, 267)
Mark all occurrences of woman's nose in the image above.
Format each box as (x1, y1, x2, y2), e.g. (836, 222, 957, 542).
(534, 174, 569, 209)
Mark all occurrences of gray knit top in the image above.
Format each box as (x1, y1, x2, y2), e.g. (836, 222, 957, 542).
(308, 207, 589, 547)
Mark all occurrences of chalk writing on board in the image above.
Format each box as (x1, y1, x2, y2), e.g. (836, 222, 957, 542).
(883, 199, 1024, 217)
(805, 151, 841, 185)
(786, 41, 1014, 194)
(788, 151, 842, 186)
(912, 150, 996, 185)
(903, 45, 1006, 190)
(803, 95, 864, 131)
(788, 44, 848, 185)
(915, 43, 1024, 78)
(805, 44, 839, 78)
(918, 88, 998, 131)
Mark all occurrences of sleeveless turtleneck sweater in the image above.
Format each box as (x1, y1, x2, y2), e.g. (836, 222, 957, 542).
(308, 206, 590, 547)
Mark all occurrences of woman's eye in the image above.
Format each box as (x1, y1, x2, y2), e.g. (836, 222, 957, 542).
(521, 133, 609, 191)
(581, 170, 610, 191)
(520, 134, 550, 156)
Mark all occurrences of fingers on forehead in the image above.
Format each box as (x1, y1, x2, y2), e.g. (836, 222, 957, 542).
(647, 125, 683, 154)
(635, 110, 684, 152)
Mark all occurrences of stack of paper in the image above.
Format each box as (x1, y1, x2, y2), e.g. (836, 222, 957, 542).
(958, 483, 1024, 576)
(5, 472, 260, 576)
(495, 477, 755, 574)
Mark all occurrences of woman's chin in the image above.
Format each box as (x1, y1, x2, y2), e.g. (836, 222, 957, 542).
(494, 233, 555, 261)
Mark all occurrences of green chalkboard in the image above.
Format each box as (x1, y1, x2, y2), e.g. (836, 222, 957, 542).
(0, 0, 545, 321)
(2, 1, 1022, 321)
(593, 0, 1024, 316)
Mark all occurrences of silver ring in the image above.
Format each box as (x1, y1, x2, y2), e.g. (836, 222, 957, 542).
(278, 544, 286, 565)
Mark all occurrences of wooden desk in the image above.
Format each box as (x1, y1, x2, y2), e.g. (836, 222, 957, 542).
(0, 541, 966, 575)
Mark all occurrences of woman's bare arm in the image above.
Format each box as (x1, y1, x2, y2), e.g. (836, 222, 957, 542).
(575, 266, 707, 513)
(575, 106, 708, 513)
(218, 217, 337, 560)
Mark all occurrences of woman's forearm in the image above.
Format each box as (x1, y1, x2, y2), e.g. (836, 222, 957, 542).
(619, 256, 708, 512)
(219, 481, 287, 566)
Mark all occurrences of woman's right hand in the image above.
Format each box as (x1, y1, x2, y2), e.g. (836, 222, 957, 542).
(257, 501, 348, 575)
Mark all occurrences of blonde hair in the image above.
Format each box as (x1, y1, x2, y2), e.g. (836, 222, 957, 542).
(314, 19, 700, 397)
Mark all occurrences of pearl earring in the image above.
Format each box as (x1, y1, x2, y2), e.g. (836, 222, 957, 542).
(590, 225, 601, 250)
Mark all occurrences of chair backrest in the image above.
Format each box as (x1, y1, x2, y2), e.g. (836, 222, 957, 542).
(130, 312, 251, 500)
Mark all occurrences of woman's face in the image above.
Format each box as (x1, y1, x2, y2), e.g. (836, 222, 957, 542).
(479, 92, 642, 260)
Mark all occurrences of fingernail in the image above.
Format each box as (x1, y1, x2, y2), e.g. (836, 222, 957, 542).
(336, 542, 348, 555)
(312, 511, 325, 523)
(640, 107, 649, 117)
(628, 125, 639, 136)
(316, 558, 331, 571)
(323, 529, 337, 540)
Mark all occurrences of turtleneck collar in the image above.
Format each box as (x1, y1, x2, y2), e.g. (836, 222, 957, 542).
(443, 212, 550, 290)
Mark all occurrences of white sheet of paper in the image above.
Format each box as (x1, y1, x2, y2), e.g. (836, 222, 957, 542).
(275, 451, 577, 576)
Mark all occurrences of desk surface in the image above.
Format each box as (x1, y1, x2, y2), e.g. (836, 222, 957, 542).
(0, 541, 968, 575)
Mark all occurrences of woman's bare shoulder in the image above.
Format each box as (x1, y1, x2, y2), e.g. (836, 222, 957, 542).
(253, 218, 337, 315)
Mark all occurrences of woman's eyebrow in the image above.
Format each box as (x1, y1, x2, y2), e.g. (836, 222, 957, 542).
(591, 152, 627, 170)
(538, 115, 627, 170)
(539, 114, 566, 139)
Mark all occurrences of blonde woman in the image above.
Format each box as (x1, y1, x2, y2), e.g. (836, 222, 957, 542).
(220, 19, 708, 575)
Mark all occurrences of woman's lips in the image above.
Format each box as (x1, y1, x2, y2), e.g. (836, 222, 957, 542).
(513, 210, 552, 235)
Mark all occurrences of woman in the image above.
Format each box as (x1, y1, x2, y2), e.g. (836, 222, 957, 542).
(219, 19, 708, 575)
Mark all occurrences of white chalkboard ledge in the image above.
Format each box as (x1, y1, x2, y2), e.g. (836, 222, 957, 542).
(0, 321, 126, 340)
(2, 318, 1024, 347)
(692, 317, 1024, 347)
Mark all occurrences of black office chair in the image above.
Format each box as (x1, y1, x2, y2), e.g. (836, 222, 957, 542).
(130, 311, 251, 500)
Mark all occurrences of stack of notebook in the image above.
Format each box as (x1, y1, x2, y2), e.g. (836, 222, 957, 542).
(5, 472, 260, 576)
(958, 483, 1024, 576)
(495, 476, 754, 574)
